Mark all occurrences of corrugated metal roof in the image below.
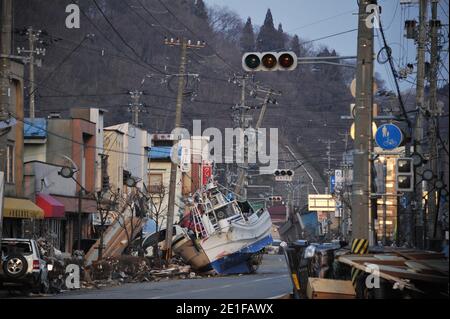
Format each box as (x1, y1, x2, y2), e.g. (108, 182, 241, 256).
(24, 118, 47, 138)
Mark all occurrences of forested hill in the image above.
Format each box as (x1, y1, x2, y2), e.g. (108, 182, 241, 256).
(12, 0, 432, 175)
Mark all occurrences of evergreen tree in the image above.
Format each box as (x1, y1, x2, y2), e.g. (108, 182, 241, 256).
(290, 34, 301, 57)
(276, 23, 286, 50)
(193, 0, 208, 20)
(256, 9, 278, 51)
(240, 17, 255, 52)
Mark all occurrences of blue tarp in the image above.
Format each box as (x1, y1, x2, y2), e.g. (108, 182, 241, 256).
(148, 146, 182, 159)
(24, 118, 47, 138)
(149, 146, 172, 159)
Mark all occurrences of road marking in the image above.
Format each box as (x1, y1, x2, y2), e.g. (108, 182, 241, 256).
(254, 275, 288, 282)
(267, 293, 291, 299)
(147, 274, 289, 299)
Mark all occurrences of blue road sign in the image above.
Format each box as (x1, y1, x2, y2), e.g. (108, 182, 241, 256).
(375, 123, 403, 150)
(400, 195, 408, 209)
(330, 175, 336, 193)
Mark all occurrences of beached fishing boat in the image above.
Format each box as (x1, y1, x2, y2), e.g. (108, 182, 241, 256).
(176, 181, 273, 274)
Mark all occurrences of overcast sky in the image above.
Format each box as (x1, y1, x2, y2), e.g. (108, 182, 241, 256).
(205, 0, 449, 92)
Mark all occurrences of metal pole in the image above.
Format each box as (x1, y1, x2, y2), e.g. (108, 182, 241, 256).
(0, 0, 12, 242)
(78, 188, 82, 251)
(382, 160, 387, 245)
(427, 0, 440, 240)
(27, 27, 35, 119)
(351, 0, 374, 242)
(234, 76, 249, 196)
(165, 39, 187, 260)
(414, 0, 428, 249)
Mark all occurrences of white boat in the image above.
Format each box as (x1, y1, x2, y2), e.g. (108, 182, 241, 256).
(178, 182, 273, 274)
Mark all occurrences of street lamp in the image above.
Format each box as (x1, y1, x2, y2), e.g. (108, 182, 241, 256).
(58, 166, 87, 252)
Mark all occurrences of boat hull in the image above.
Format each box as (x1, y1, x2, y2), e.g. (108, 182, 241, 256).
(209, 234, 273, 274)
(200, 210, 273, 274)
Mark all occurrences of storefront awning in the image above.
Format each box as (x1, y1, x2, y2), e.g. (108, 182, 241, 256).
(36, 194, 65, 218)
(51, 195, 97, 214)
(3, 197, 44, 219)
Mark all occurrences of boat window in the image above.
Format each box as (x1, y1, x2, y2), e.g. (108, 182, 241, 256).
(215, 203, 237, 220)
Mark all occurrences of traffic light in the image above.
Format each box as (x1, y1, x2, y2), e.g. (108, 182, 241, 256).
(242, 52, 298, 72)
(268, 196, 282, 201)
(274, 169, 294, 181)
(396, 158, 414, 192)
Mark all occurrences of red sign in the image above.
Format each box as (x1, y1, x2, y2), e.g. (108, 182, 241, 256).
(202, 164, 212, 185)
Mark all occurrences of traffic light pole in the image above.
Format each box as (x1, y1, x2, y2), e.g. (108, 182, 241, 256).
(351, 0, 374, 243)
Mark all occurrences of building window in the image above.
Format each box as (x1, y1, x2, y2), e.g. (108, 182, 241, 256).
(148, 173, 163, 193)
(6, 144, 14, 183)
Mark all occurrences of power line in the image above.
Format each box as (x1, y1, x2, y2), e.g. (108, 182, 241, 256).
(287, 9, 355, 33)
(378, 18, 412, 130)
(91, 0, 167, 75)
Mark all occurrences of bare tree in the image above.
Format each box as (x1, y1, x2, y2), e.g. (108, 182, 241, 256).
(93, 189, 119, 260)
(143, 182, 169, 263)
(115, 189, 147, 255)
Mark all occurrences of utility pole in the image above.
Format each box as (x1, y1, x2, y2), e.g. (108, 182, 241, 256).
(234, 86, 281, 196)
(351, 0, 375, 243)
(319, 139, 336, 194)
(17, 27, 45, 119)
(414, 0, 428, 249)
(427, 0, 441, 241)
(0, 0, 13, 242)
(164, 37, 205, 260)
(129, 90, 143, 127)
(232, 74, 250, 197)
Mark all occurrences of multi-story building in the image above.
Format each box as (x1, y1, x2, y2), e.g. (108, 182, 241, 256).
(2, 60, 44, 239)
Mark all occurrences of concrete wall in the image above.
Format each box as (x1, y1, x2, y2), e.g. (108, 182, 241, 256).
(24, 143, 46, 163)
(23, 161, 76, 198)
(70, 108, 105, 191)
(105, 123, 151, 191)
(46, 119, 73, 165)
(148, 160, 182, 227)
(4, 61, 24, 198)
(104, 130, 124, 191)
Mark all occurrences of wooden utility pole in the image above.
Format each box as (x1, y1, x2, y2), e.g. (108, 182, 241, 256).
(164, 38, 205, 260)
(351, 0, 375, 242)
(0, 0, 13, 241)
(414, 0, 428, 249)
(427, 0, 441, 240)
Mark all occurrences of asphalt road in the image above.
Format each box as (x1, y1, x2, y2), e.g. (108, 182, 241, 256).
(40, 254, 291, 299)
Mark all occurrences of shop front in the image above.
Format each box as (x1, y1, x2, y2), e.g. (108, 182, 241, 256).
(2, 197, 44, 238)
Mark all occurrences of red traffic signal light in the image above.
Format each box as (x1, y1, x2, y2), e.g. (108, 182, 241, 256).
(242, 52, 297, 72)
(279, 53, 295, 69)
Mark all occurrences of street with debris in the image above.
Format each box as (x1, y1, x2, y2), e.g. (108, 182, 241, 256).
(1, 255, 289, 299)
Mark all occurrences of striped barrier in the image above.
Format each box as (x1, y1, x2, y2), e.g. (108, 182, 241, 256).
(350, 238, 369, 289)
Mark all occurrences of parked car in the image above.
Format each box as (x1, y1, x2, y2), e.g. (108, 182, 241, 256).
(0, 238, 50, 293)
(266, 239, 283, 255)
